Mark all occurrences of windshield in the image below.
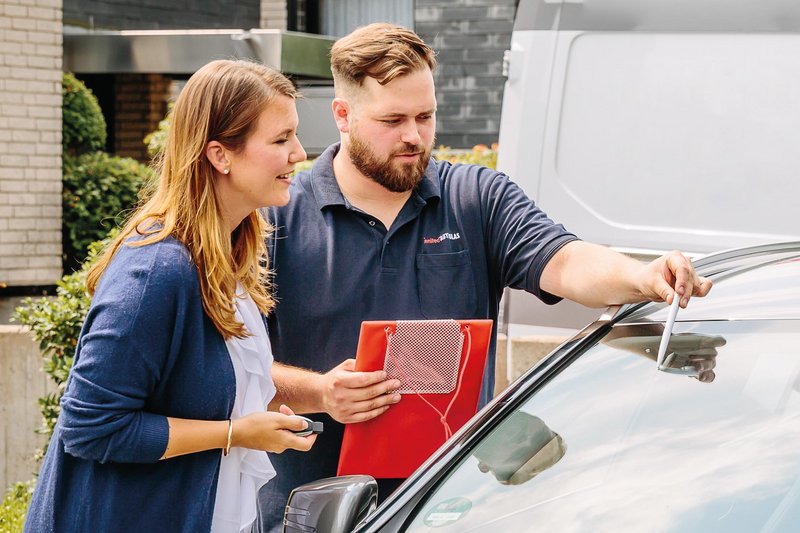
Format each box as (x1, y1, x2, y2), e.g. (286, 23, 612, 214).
(402, 319, 800, 532)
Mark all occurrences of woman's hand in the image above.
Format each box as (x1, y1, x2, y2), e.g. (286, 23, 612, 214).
(162, 405, 316, 459)
(232, 404, 317, 454)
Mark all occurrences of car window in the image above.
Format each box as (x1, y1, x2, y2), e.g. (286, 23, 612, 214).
(402, 319, 800, 532)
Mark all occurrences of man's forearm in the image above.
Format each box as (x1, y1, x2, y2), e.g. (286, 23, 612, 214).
(541, 241, 647, 307)
(269, 362, 325, 414)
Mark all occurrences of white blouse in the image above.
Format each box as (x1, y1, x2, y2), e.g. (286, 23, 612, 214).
(211, 285, 277, 533)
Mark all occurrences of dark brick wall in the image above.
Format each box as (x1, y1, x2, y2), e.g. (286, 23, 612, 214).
(63, 0, 260, 30)
(415, 0, 517, 149)
(114, 74, 171, 162)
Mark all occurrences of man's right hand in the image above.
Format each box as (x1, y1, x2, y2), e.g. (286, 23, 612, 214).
(319, 359, 402, 424)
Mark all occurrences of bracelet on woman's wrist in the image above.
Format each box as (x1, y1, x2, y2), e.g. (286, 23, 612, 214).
(223, 419, 233, 456)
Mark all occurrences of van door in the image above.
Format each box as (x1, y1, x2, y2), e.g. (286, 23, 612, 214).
(498, 0, 800, 256)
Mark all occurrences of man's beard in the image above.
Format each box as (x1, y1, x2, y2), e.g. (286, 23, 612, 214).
(348, 132, 432, 193)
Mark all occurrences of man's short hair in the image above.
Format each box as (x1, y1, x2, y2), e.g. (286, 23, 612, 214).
(330, 22, 437, 91)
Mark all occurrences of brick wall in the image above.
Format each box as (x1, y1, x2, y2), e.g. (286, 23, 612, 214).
(415, 0, 516, 149)
(261, 0, 287, 30)
(114, 74, 171, 162)
(0, 0, 63, 287)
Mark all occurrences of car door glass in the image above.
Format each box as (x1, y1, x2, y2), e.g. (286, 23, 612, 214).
(403, 319, 800, 532)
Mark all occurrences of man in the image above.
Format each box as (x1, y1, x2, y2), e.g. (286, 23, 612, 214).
(257, 23, 712, 531)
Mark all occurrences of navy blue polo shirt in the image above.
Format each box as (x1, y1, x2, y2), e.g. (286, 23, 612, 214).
(256, 143, 578, 531)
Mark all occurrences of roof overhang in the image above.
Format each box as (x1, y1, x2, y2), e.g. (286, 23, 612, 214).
(63, 29, 334, 79)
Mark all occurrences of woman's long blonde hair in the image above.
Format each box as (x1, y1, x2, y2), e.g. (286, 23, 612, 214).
(87, 59, 297, 339)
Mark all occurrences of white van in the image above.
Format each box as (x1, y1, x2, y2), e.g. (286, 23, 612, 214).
(498, 0, 800, 329)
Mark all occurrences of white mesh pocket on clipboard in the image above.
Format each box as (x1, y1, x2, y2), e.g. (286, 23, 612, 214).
(384, 319, 464, 394)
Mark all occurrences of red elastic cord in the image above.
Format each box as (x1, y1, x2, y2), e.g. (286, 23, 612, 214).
(384, 325, 472, 441)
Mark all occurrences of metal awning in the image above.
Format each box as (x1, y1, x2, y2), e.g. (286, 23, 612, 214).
(63, 29, 334, 79)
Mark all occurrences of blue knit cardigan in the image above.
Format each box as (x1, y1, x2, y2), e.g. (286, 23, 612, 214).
(25, 238, 239, 533)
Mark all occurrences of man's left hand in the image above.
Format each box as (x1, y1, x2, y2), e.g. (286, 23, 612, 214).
(639, 250, 713, 307)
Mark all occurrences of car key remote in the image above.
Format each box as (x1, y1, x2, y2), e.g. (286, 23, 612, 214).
(292, 416, 324, 437)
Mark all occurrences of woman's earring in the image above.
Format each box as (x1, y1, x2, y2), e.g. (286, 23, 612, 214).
(223, 168, 230, 175)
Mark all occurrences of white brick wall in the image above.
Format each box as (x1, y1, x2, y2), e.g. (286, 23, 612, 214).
(260, 0, 287, 29)
(0, 0, 63, 286)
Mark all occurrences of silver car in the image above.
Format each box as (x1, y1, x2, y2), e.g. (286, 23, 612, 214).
(285, 242, 800, 532)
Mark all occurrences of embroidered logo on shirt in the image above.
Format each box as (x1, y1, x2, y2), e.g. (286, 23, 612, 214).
(423, 232, 461, 244)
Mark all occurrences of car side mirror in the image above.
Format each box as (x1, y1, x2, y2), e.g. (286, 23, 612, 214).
(283, 475, 378, 533)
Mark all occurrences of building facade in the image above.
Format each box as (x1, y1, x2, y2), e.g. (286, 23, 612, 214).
(0, 0, 63, 289)
(416, 0, 515, 148)
(0, 0, 517, 290)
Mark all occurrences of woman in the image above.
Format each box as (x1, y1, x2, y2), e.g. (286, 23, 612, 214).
(24, 59, 313, 533)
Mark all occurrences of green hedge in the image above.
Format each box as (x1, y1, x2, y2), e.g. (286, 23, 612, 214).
(61, 73, 155, 271)
(0, 482, 33, 533)
(62, 151, 152, 271)
(62, 73, 106, 156)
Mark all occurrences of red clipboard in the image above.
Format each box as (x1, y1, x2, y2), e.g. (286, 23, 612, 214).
(337, 319, 493, 479)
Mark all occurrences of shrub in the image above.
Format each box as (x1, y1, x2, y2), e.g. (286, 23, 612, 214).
(143, 104, 171, 159)
(62, 152, 152, 270)
(13, 237, 109, 453)
(61, 72, 153, 271)
(62, 73, 106, 156)
(434, 143, 498, 169)
(0, 481, 33, 533)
